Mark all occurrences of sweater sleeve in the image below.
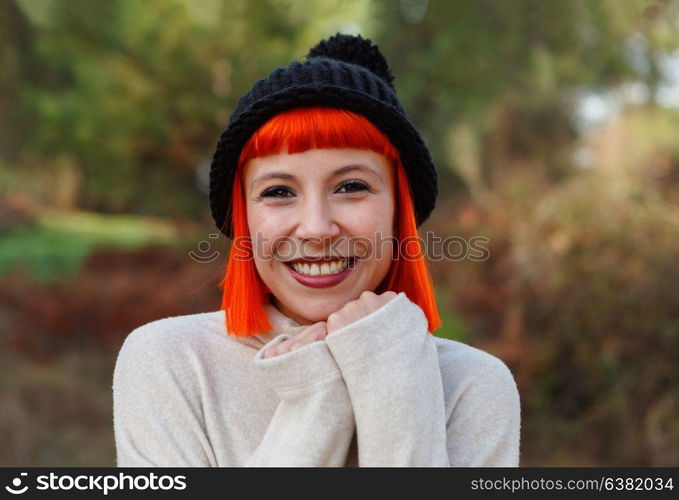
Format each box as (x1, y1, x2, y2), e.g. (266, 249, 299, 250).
(324, 292, 450, 466)
(324, 291, 522, 467)
(443, 354, 521, 466)
(113, 326, 355, 467)
(113, 325, 217, 467)
(245, 334, 355, 466)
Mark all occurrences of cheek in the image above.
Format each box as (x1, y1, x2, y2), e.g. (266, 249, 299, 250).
(247, 208, 281, 261)
(248, 208, 307, 265)
(340, 203, 394, 264)
(344, 198, 394, 235)
(248, 204, 293, 229)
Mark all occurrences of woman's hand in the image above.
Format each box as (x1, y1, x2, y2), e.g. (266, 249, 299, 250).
(263, 291, 398, 358)
(263, 321, 328, 359)
(326, 291, 399, 334)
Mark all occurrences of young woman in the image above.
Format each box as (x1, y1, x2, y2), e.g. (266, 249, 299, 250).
(113, 33, 521, 467)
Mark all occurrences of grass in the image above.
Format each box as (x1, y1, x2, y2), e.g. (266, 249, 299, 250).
(0, 209, 183, 283)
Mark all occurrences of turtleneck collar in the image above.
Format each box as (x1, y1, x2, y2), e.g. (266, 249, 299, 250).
(248, 296, 309, 347)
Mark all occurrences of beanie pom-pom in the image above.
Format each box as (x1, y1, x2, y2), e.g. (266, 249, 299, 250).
(306, 32, 395, 87)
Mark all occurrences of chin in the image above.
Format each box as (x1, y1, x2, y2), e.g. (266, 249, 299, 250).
(296, 297, 344, 318)
(279, 294, 349, 324)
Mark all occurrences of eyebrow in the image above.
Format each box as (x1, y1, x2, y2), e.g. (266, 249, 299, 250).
(249, 164, 384, 193)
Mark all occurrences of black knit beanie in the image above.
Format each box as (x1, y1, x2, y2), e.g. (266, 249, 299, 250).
(209, 33, 438, 239)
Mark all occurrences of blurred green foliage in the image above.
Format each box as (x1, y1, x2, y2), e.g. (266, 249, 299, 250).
(0, 210, 181, 282)
(3, 0, 675, 213)
(3, 0, 375, 215)
(1, 0, 678, 467)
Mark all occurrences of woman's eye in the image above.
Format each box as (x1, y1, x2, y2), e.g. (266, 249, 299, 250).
(260, 181, 369, 199)
(261, 186, 293, 198)
(337, 181, 369, 194)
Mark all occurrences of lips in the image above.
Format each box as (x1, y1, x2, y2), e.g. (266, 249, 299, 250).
(285, 255, 353, 264)
(284, 257, 357, 288)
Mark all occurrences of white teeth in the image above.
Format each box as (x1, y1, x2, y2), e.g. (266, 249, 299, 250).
(291, 259, 349, 276)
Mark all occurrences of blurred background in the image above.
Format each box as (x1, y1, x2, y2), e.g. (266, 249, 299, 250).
(1, 0, 678, 466)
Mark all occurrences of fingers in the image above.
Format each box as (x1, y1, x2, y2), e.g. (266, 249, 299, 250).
(287, 321, 327, 352)
(327, 290, 399, 332)
(263, 321, 328, 359)
(263, 291, 398, 358)
(359, 290, 396, 303)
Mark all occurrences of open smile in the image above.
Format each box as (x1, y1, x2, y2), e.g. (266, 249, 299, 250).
(284, 257, 357, 288)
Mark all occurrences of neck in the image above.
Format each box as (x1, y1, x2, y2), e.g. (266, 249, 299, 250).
(269, 295, 315, 326)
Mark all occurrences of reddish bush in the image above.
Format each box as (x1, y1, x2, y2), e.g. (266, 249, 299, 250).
(0, 245, 223, 362)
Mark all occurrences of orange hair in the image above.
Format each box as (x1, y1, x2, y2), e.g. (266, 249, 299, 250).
(219, 106, 441, 336)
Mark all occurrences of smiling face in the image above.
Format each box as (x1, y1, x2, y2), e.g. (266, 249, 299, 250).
(243, 147, 395, 325)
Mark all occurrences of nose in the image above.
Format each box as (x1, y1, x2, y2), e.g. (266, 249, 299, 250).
(293, 194, 340, 244)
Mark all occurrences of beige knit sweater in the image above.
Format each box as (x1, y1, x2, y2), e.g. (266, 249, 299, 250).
(112, 291, 521, 467)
